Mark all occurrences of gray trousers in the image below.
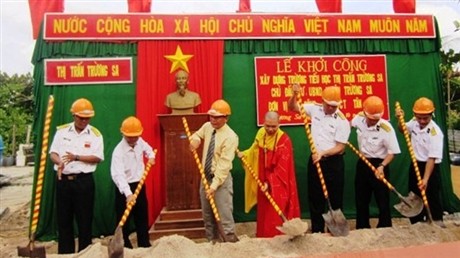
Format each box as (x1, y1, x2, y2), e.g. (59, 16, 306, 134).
(200, 174, 235, 240)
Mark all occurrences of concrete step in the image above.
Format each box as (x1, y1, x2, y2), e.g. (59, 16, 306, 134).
(158, 208, 203, 220)
(153, 218, 204, 230)
(150, 207, 206, 240)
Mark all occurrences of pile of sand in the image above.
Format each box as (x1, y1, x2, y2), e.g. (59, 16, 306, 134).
(42, 222, 459, 258)
(2, 201, 460, 258)
(1, 167, 460, 257)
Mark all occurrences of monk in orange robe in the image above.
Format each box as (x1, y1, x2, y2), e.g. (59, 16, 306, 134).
(240, 111, 301, 237)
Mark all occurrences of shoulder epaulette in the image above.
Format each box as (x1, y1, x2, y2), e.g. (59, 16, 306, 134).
(430, 127, 437, 136)
(336, 111, 346, 120)
(357, 111, 365, 117)
(56, 123, 71, 130)
(379, 122, 391, 132)
(91, 127, 102, 137)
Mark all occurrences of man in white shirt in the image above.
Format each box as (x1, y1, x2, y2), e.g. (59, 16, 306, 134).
(49, 98, 104, 254)
(288, 85, 351, 233)
(111, 116, 155, 248)
(351, 96, 400, 229)
(396, 97, 445, 227)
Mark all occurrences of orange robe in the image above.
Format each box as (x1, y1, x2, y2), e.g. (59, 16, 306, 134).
(243, 128, 300, 237)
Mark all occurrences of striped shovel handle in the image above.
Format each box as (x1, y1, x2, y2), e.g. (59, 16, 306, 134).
(237, 150, 287, 222)
(118, 151, 157, 227)
(346, 142, 395, 190)
(395, 101, 433, 222)
(30, 95, 54, 239)
(182, 117, 222, 223)
(296, 93, 329, 200)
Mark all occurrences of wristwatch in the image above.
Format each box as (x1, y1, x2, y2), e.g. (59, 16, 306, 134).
(75, 155, 80, 161)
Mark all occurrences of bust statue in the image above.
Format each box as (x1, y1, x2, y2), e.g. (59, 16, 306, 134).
(164, 70, 201, 114)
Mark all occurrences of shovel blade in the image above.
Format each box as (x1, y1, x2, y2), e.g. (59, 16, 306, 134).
(108, 226, 124, 258)
(394, 191, 424, 218)
(17, 243, 46, 258)
(322, 209, 349, 236)
(276, 218, 309, 237)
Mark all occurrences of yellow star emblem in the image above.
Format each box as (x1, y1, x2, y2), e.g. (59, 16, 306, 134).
(164, 45, 193, 73)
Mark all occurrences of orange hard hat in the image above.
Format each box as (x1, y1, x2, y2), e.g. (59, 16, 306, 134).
(363, 96, 384, 119)
(322, 86, 342, 106)
(120, 116, 143, 137)
(412, 97, 435, 114)
(70, 98, 95, 117)
(208, 99, 231, 116)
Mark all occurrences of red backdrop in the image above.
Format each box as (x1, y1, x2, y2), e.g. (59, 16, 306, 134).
(136, 40, 224, 224)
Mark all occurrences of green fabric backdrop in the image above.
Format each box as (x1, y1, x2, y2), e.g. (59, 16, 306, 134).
(31, 39, 138, 240)
(223, 38, 460, 221)
(30, 27, 460, 240)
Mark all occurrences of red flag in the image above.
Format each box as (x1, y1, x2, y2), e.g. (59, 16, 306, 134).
(393, 0, 416, 13)
(28, 0, 64, 39)
(315, 0, 342, 13)
(238, 0, 251, 12)
(127, 0, 151, 12)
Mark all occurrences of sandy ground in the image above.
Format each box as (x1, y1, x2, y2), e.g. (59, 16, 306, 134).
(1, 165, 460, 258)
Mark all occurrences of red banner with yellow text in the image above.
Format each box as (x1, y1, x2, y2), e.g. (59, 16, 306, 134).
(44, 57, 133, 85)
(255, 55, 389, 126)
(44, 13, 435, 40)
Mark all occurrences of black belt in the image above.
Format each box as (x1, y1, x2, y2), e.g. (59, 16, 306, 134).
(366, 157, 383, 162)
(61, 173, 92, 181)
(321, 154, 344, 161)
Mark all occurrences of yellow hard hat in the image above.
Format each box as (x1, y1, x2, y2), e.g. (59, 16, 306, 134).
(363, 96, 384, 119)
(322, 86, 342, 106)
(120, 116, 143, 136)
(70, 98, 95, 117)
(208, 99, 231, 116)
(412, 97, 435, 114)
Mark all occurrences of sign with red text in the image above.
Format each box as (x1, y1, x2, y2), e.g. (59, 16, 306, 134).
(44, 13, 435, 40)
(44, 57, 133, 85)
(255, 55, 389, 126)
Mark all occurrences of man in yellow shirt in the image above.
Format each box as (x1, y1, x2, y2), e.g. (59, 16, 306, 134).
(189, 99, 239, 242)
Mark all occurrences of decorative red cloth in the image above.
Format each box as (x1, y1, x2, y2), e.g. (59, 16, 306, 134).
(136, 40, 223, 224)
(315, 0, 342, 13)
(127, 0, 151, 12)
(238, 0, 251, 12)
(393, 0, 416, 13)
(28, 0, 64, 39)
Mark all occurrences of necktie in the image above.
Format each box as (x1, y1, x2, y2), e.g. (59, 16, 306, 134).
(204, 130, 216, 182)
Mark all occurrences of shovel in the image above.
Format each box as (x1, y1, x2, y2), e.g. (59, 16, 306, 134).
(295, 92, 349, 236)
(237, 150, 309, 237)
(346, 142, 423, 217)
(18, 95, 55, 258)
(108, 151, 156, 258)
(395, 102, 434, 223)
(182, 117, 229, 242)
